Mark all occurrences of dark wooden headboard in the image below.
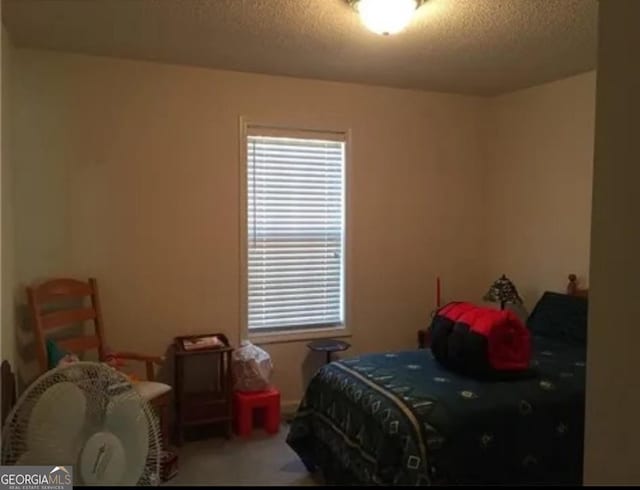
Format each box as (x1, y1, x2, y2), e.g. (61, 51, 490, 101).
(567, 274, 589, 298)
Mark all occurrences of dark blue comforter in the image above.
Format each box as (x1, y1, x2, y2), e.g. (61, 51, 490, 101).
(286, 335, 585, 485)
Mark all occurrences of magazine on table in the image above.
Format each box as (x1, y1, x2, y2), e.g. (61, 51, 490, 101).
(182, 334, 225, 351)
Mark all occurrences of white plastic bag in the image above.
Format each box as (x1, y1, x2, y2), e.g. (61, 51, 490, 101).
(232, 340, 273, 391)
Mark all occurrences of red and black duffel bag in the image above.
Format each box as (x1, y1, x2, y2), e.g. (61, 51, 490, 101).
(429, 302, 533, 380)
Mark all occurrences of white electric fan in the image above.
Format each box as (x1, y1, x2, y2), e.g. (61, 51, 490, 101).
(1, 362, 162, 486)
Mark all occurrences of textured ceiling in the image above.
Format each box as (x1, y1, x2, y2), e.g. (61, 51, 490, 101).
(2, 0, 598, 96)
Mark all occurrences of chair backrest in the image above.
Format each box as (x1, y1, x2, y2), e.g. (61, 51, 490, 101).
(26, 278, 106, 374)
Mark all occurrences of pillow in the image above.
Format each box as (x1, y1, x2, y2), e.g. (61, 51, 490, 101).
(526, 292, 588, 345)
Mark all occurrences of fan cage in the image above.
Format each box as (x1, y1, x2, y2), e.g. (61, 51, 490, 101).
(1, 362, 162, 486)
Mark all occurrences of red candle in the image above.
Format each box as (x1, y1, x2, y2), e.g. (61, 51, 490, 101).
(436, 276, 441, 308)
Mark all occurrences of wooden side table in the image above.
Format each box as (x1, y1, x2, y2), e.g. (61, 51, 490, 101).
(174, 334, 233, 446)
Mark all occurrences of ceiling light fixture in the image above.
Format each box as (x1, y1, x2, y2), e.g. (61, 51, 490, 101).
(348, 0, 427, 36)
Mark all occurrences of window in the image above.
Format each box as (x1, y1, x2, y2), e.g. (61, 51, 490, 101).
(245, 126, 347, 335)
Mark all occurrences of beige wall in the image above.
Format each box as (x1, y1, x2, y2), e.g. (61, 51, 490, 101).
(484, 72, 596, 310)
(9, 47, 598, 407)
(584, 0, 640, 484)
(11, 49, 489, 401)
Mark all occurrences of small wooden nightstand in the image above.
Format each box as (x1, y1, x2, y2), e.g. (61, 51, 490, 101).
(174, 334, 233, 446)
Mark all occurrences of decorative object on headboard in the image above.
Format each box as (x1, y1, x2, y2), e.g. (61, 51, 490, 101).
(483, 274, 523, 310)
(567, 274, 589, 297)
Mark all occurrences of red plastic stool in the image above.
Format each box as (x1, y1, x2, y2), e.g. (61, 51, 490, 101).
(233, 387, 281, 437)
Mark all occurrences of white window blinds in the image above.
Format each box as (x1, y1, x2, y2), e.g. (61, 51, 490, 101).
(247, 130, 346, 332)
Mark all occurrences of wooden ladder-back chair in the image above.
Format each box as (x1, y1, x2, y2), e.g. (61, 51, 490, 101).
(26, 277, 172, 447)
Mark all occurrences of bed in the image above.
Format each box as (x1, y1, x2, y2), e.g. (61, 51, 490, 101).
(286, 275, 588, 485)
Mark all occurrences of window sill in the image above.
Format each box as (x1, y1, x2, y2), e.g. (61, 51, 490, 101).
(248, 326, 351, 346)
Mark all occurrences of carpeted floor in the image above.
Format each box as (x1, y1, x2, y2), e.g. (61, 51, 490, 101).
(165, 423, 322, 486)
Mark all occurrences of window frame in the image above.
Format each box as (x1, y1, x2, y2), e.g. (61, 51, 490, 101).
(239, 117, 352, 345)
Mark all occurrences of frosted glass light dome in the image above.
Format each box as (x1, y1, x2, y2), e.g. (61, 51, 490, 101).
(355, 0, 421, 36)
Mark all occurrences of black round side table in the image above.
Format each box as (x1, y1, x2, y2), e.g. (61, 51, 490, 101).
(307, 339, 351, 364)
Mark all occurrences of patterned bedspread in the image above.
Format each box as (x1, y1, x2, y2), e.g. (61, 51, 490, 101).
(286, 336, 585, 485)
